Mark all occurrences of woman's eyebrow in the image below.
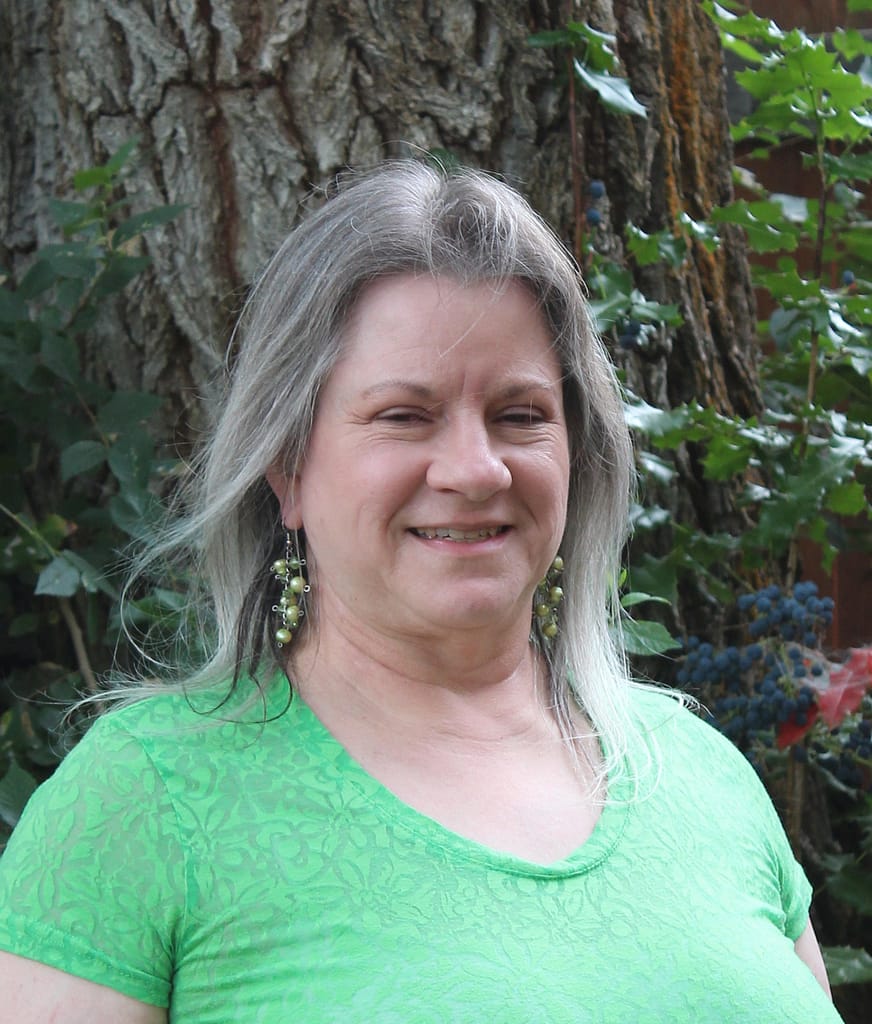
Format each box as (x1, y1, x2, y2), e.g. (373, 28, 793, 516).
(360, 380, 436, 401)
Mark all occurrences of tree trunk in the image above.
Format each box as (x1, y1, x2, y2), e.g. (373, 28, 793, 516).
(2, 0, 757, 610)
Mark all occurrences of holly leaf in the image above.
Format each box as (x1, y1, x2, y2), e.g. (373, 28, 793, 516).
(822, 946, 872, 986)
(573, 61, 648, 118)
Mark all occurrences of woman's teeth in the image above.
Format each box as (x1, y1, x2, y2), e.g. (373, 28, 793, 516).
(413, 527, 502, 541)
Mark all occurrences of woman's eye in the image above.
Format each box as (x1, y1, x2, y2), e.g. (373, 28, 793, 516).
(377, 409, 429, 423)
(499, 407, 543, 425)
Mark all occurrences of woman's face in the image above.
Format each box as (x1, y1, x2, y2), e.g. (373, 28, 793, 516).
(270, 274, 570, 643)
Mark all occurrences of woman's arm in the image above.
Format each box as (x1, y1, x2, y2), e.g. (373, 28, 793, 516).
(794, 920, 832, 998)
(0, 951, 167, 1024)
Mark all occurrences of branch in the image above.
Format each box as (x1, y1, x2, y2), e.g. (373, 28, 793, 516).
(58, 597, 99, 694)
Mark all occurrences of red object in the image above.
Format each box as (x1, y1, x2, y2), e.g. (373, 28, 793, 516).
(819, 649, 872, 727)
(776, 647, 872, 748)
(776, 705, 820, 749)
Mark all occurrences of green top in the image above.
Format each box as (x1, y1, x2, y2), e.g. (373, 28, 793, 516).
(0, 676, 843, 1023)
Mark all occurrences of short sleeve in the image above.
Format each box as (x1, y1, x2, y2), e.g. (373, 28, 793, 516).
(0, 714, 187, 1006)
(755, 778, 813, 941)
(695, 709, 813, 941)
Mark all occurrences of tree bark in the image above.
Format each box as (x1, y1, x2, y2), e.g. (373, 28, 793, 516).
(2, 0, 757, 607)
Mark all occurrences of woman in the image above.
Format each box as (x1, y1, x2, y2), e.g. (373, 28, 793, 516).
(0, 162, 840, 1022)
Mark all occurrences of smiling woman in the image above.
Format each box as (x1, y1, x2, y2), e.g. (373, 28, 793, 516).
(266, 275, 570, 645)
(0, 161, 843, 1022)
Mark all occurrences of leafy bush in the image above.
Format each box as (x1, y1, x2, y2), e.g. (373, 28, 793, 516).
(0, 139, 182, 848)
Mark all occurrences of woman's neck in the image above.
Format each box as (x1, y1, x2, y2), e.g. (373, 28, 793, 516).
(288, 613, 559, 749)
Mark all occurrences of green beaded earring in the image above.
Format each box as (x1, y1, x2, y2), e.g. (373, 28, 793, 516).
(271, 531, 310, 648)
(533, 555, 564, 641)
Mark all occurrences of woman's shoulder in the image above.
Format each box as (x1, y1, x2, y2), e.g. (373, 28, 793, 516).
(625, 684, 766, 783)
(95, 670, 288, 730)
(65, 671, 293, 773)
(623, 684, 781, 816)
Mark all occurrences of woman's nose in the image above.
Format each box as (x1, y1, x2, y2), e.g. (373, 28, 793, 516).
(425, 419, 512, 501)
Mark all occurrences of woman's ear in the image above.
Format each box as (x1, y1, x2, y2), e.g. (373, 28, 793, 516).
(265, 467, 303, 529)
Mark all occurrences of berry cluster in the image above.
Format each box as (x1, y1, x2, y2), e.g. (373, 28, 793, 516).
(678, 582, 870, 790)
(585, 178, 605, 228)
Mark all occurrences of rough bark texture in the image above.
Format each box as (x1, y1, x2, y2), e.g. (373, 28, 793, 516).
(2, 0, 756, 587)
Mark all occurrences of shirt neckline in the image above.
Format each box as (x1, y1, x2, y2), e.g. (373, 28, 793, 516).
(275, 674, 633, 879)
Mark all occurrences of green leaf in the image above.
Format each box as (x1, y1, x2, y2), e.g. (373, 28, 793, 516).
(108, 432, 155, 490)
(40, 331, 80, 384)
(827, 861, 872, 915)
(0, 287, 28, 324)
(769, 306, 812, 348)
(564, 22, 618, 72)
(573, 61, 648, 118)
(60, 440, 107, 481)
(90, 254, 152, 300)
(848, 0, 872, 10)
(112, 204, 186, 247)
(97, 391, 163, 433)
(620, 591, 672, 609)
(34, 555, 80, 597)
(47, 198, 103, 233)
(620, 618, 681, 656)
(18, 259, 57, 300)
(822, 946, 872, 986)
(770, 193, 808, 223)
(61, 551, 116, 597)
(0, 761, 38, 828)
(628, 554, 679, 606)
(108, 489, 162, 539)
(626, 224, 688, 268)
(826, 481, 868, 516)
(825, 151, 872, 185)
(638, 451, 676, 484)
(72, 166, 112, 191)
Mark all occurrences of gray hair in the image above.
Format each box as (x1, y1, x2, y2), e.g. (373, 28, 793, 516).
(126, 160, 652, 787)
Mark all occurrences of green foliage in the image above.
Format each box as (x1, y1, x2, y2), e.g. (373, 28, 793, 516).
(528, 22, 647, 118)
(630, 6, 872, 576)
(0, 139, 184, 837)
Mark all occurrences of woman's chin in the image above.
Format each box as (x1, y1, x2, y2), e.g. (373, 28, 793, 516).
(396, 592, 530, 640)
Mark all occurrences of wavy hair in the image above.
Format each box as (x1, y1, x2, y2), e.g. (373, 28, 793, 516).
(120, 160, 656, 787)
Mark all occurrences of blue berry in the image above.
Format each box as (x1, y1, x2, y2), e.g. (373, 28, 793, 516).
(586, 208, 602, 226)
(587, 179, 606, 199)
(842, 268, 855, 286)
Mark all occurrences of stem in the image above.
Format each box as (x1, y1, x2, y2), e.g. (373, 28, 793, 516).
(805, 96, 829, 410)
(58, 596, 99, 694)
(787, 96, 828, 583)
(567, 50, 584, 264)
(785, 751, 805, 859)
(1, 501, 100, 695)
(0, 502, 57, 559)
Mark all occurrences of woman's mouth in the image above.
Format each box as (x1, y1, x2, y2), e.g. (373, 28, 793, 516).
(410, 526, 507, 542)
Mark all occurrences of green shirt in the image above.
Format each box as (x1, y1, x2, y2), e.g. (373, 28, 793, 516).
(0, 677, 843, 1022)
